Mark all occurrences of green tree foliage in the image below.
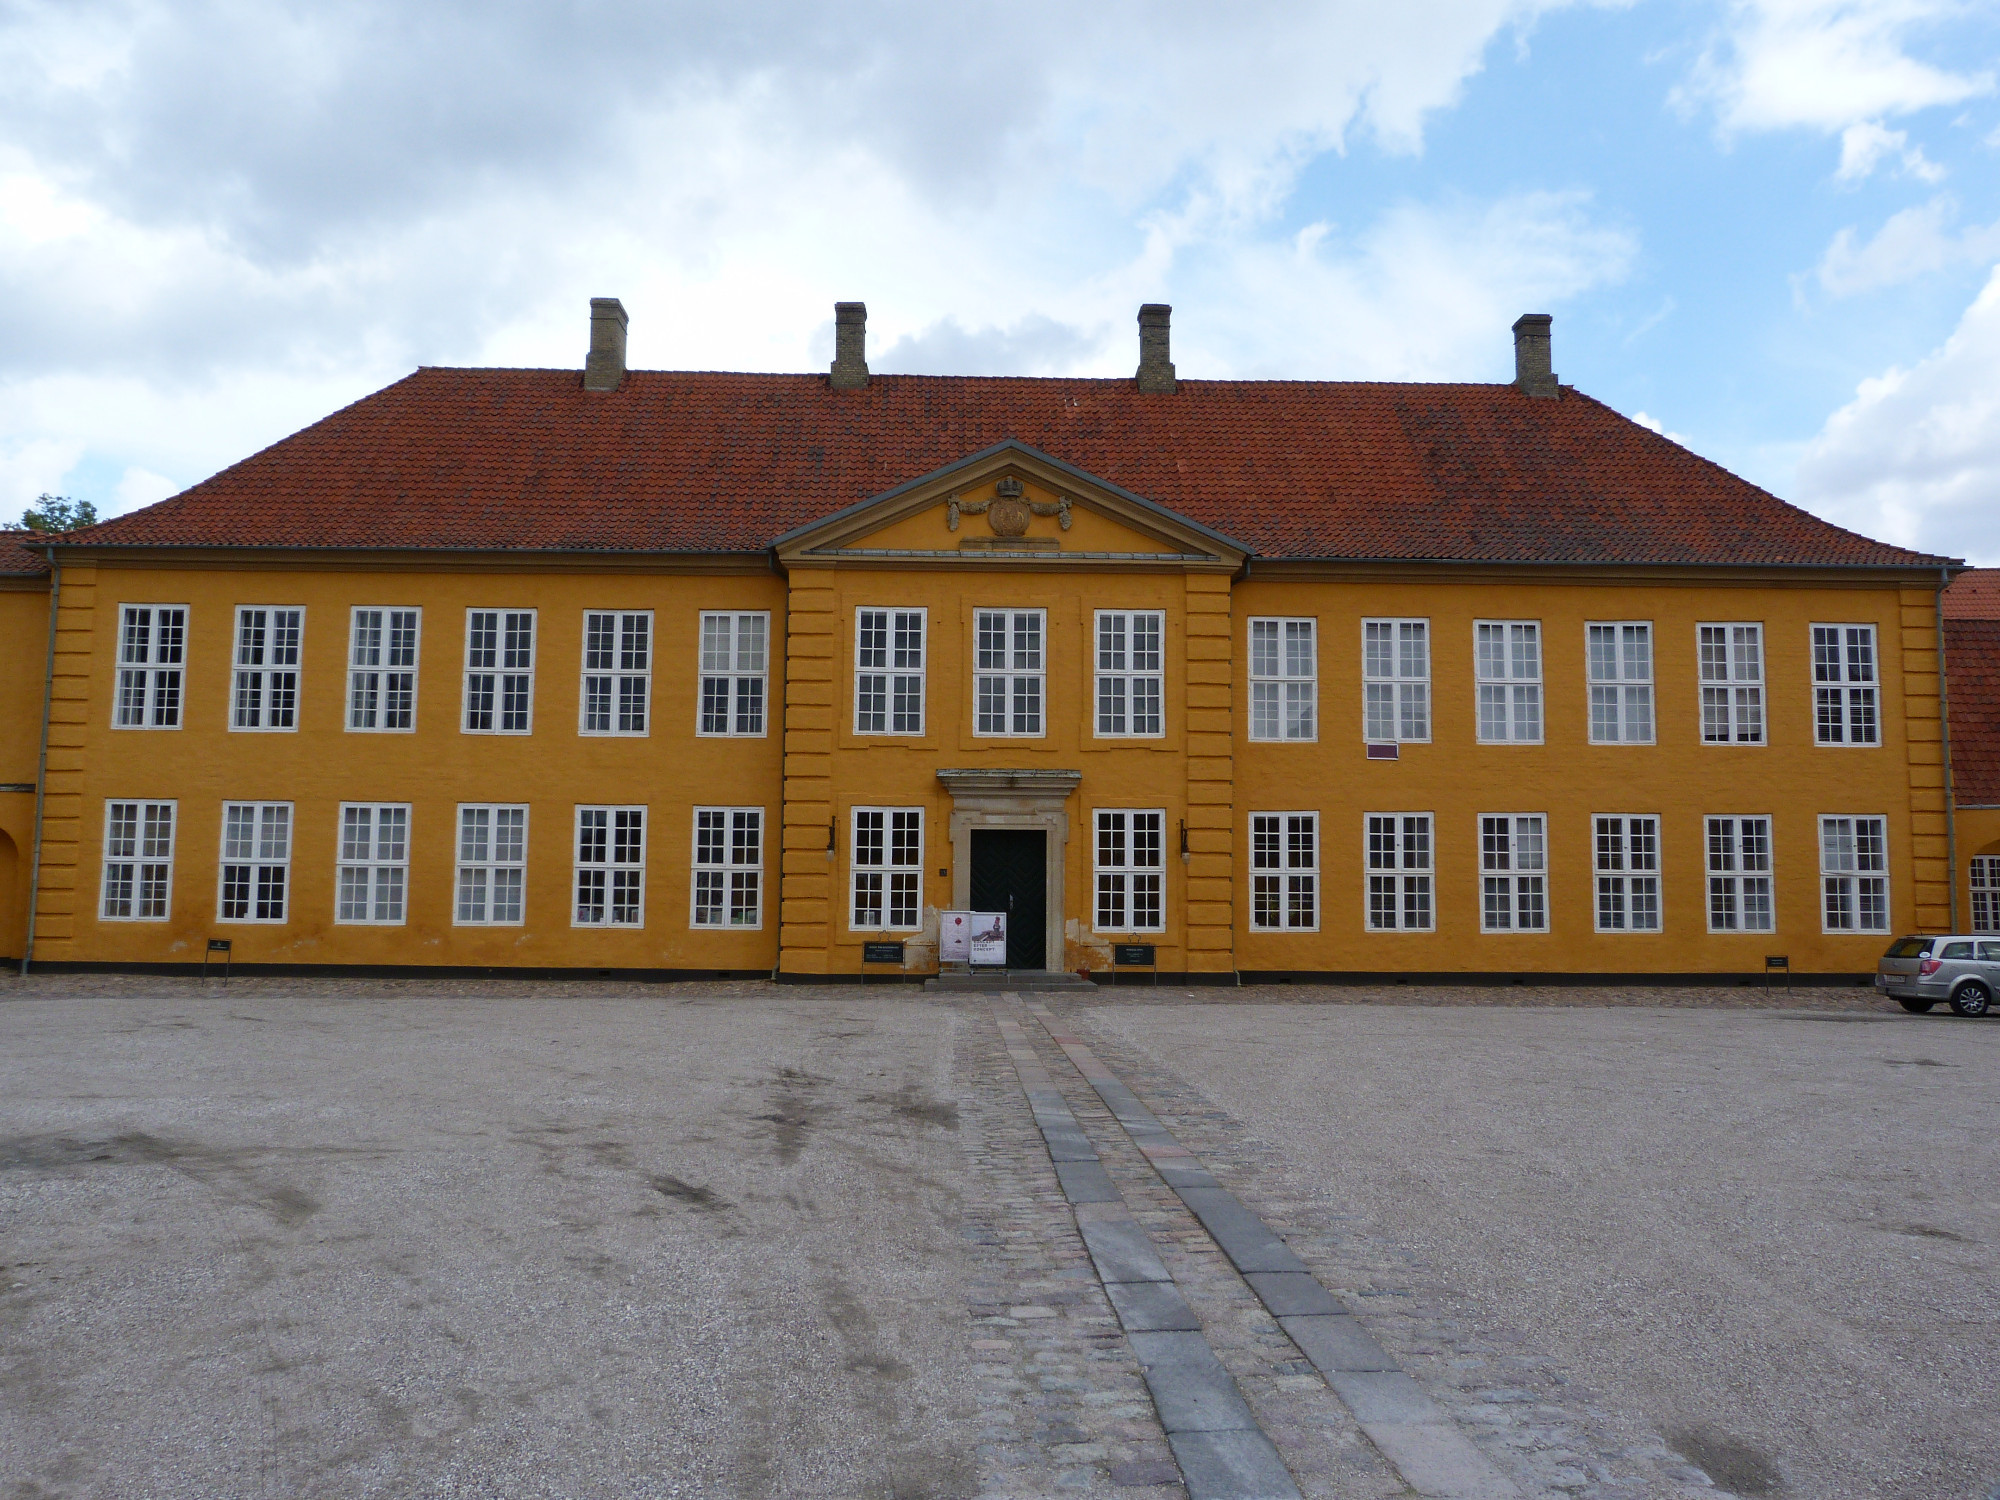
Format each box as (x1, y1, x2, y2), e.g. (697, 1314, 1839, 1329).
(19, 494, 98, 533)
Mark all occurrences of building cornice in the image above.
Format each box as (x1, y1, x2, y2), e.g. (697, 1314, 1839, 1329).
(1244, 558, 1955, 589)
(38, 545, 775, 576)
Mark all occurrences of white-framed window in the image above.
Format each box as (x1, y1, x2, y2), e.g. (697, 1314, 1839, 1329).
(581, 611, 652, 736)
(114, 606, 187, 729)
(231, 607, 302, 731)
(700, 611, 769, 736)
(100, 800, 175, 920)
(1820, 815, 1889, 934)
(975, 609, 1045, 737)
(1249, 618, 1316, 741)
(1700, 624, 1764, 744)
(1587, 622, 1654, 744)
(1475, 621, 1542, 743)
(1479, 814, 1547, 932)
(456, 804, 527, 926)
(1594, 815, 1661, 932)
(1706, 816, 1774, 932)
(336, 803, 409, 924)
(855, 608, 925, 735)
(1362, 619, 1429, 742)
(1250, 812, 1318, 931)
(851, 807, 923, 930)
(1812, 624, 1880, 746)
(1095, 810, 1165, 931)
(1364, 813, 1433, 931)
(574, 805, 646, 926)
(1096, 611, 1164, 738)
(348, 608, 420, 732)
(464, 610, 536, 734)
(1971, 855, 2000, 934)
(218, 802, 292, 922)
(693, 806, 764, 928)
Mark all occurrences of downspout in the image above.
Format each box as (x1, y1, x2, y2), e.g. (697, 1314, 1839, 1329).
(22, 553, 60, 976)
(770, 550, 788, 981)
(1938, 567, 1959, 933)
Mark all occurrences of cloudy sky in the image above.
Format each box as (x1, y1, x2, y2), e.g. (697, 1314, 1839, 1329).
(3, 0, 1998, 561)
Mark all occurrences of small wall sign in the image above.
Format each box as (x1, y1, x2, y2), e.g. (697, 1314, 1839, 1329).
(862, 941, 905, 965)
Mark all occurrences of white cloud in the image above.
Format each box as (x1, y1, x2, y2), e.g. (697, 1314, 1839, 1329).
(1678, 0, 1993, 135)
(0, 0, 1632, 517)
(1630, 410, 1696, 447)
(1183, 191, 1635, 381)
(112, 466, 177, 511)
(0, 436, 85, 522)
(1814, 196, 2000, 295)
(1834, 119, 1946, 180)
(1795, 263, 2000, 562)
(875, 316, 1105, 377)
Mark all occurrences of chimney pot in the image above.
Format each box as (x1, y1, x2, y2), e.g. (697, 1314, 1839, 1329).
(583, 297, 629, 392)
(830, 301, 869, 391)
(1135, 303, 1177, 394)
(1512, 313, 1558, 398)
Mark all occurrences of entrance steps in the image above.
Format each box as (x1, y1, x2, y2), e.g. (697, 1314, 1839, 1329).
(925, 969, 1094, 993)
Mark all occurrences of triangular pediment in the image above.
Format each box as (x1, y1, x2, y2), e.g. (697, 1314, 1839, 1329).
(772, 441, 1249, 572)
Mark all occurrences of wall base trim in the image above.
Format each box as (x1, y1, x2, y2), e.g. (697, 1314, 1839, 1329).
(14, 961, 775, 982)
(1233, 969, 1876, 987)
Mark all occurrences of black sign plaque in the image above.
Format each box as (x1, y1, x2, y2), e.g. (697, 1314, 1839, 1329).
(862, 941, 905, 965)
(1113, 943, 1156, 967)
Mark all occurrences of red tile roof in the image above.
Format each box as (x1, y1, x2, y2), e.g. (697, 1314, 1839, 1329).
(1945, 568, 2000, 619)
(1949, 616, 2000, 807)
(58, 368, 1944, 566)
(0, 529, 49, 576)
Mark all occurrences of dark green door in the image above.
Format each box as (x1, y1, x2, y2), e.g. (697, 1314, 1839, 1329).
(969, 829, 1046, 970)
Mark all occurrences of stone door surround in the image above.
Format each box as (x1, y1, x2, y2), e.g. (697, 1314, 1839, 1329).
(938, 768, 1080, 972)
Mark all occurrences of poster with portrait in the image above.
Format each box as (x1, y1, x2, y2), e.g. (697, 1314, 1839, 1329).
(969, 912, 1008, 967)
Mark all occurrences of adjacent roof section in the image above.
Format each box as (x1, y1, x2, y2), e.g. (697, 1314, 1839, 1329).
(1948, 571, 2000, 807)
(56, 368, 1948, 567)
(1945, 567, 2000, 620)
(0, 530, 50, 577)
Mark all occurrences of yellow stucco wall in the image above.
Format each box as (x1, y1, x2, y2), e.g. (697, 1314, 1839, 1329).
(1231, 577, 1939, 974)
(1957, 807, 2000, 931)
(20, 545, 1951, 976)
(35, 564, 784, 970)
(0, 580, 50, 960)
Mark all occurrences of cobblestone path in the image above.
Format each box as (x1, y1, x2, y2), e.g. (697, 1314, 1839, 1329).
(956, 993, 1752, 1499)
(1029, 1000, 1752, 1500)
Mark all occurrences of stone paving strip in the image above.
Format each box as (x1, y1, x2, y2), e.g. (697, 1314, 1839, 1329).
(1051, 1007, 1735, 1500)
(1021, 1000, 1523, 1500)
(994, 1003, 1307, 1500)
(953, 1004, 1189, 1497)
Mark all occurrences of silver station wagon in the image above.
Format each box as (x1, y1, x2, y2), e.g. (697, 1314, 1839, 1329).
(1876, 936, 1999, 1017)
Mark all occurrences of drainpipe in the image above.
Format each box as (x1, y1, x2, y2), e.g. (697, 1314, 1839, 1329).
(1938, 567, 1959, 933)
(22, 554, 60, 976)
(770, 551, 788, 981)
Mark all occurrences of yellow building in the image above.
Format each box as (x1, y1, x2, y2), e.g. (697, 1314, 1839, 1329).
(1945, 570, 2000, 934)
(3, 301, 1984, 981)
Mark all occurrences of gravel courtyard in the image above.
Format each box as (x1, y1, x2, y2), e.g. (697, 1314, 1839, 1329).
(1, 978, 1994, 1499)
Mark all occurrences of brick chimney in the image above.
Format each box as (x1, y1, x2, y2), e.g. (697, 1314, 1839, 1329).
(1512, 313, 1558, 398)
(1135, 304, 1176, 394)
(583, 298, 628, 392)
(830, 302, 869, 391)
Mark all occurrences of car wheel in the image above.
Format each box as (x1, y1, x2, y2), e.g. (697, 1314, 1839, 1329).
(1897, 998, 1936, 1014)
(1948, 981, 1992, 1019)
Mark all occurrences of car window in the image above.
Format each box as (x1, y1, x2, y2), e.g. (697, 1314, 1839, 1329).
(1980, 942, 2000, 962)
(1939, 941, 1974, 960)
(1884, 937, 1933, 958)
